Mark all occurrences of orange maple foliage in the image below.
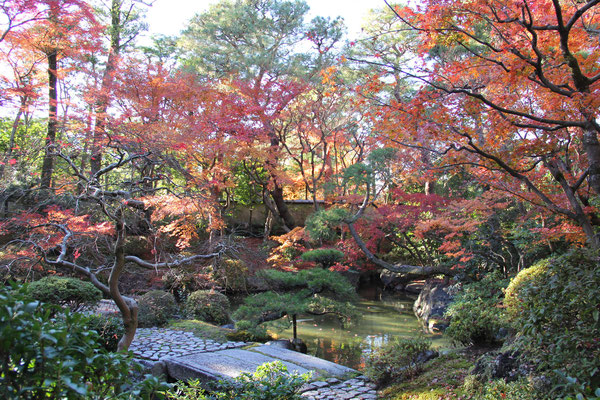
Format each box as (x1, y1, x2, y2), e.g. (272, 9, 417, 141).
(358, 0, 600, 247)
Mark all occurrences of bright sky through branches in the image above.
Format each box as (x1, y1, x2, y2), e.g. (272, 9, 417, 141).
(145, 0, 384, 39)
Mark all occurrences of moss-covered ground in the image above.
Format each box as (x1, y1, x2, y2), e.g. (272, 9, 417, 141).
(379, 349, 483, 400)
(168, 319, 230, 342)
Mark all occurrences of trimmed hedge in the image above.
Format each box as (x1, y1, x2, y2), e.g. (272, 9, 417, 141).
(185, 290, 231, 325)
(504, 259, 548, 320)
(26, 276, 102, 312)
(138, 290, 178, 328)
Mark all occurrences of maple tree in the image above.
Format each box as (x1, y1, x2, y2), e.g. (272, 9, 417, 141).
(273, 81, 363, 209)
(4, 0, 102, 188)
(0, 0, 46, 43)
(87, 0, 148, 176)
(0, 34, 45, 181)
(0, 43, 243, 350)
(351, 0, 600, 248)
(306, 148, 458, 278)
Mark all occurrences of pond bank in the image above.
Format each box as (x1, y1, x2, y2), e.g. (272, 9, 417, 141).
(267, 287, 451, 370)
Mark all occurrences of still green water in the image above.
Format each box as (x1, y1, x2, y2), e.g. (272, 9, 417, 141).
(267, 287, 451, 370)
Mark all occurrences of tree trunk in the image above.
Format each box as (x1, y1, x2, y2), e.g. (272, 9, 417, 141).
(111, 208, 138, 351)
(582, 128, 600, 199)
(90, 0, 121, 176)
(270, 184, 295, 231)
(41, 50, 58, 189)
(0, 105, 24, 181)
(546, 158, 600, 249)
(292, 314, 297, 341)
(264, 208, 273, 240)
(347, 221, 457, 278)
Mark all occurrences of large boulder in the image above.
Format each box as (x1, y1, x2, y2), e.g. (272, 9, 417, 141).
(470, 350, 533, 383)
(413, 280, 456, 333)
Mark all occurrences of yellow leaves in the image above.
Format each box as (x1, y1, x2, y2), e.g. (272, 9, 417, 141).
(267, 227, 310, 270)
(158, 216, 200, 250)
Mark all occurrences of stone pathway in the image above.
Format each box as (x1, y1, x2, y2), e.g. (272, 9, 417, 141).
(129, 328, 379, 400)
(299, 376, 377, 400)
(130, 328, 247, 361)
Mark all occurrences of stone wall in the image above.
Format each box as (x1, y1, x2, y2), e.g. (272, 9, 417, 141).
(224, 200, 322, 233)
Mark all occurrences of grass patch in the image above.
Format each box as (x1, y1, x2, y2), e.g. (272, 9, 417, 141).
(380, 350, 479, 400)
(168, 319, 230, 342)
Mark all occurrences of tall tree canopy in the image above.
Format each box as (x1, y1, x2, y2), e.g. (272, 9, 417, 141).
(178, 0, 345, 231)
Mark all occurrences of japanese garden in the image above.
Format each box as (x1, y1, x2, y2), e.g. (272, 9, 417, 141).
(0, 0, 599, 399)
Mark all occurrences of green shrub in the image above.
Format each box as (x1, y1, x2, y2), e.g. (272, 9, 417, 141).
(305, 208, 349, 242)
(444, 274, 509, 346)
(0, 284, 169, 399)
(301, 248, 345, 269)
(138, 290, 178, 328)
(26, 276, 102, 312)
(86, 313, 125, 352)
(508, 248, 600, 397)
(504, 259, 549, 320)
(364, 336, 433, 385)
(185, 290, 231, 325)
(167, 361, 311, 400)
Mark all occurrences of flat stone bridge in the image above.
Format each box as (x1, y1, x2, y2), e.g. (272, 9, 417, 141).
(131, 328, 377, 400)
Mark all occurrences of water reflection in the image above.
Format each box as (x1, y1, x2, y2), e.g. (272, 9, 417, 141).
(268, 288, 450, 370)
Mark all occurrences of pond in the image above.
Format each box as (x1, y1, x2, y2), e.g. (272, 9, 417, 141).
(267, 286, 451, 370)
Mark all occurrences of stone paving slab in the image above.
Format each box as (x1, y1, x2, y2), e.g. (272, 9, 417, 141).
(165, 348, 311, 382)
(252, 344, 355, 376)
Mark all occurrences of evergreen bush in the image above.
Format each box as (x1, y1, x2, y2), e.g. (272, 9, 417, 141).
(508, 248, 600, 397)
(185, 290, 231, 325)
(26, 276, 102, 312)
(444, 274, 509, 346)
(137, 290, 178, 328)
(301, 248, 344, 269)
(86, 313, 125, 352)
(162, 270, 205, 303)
